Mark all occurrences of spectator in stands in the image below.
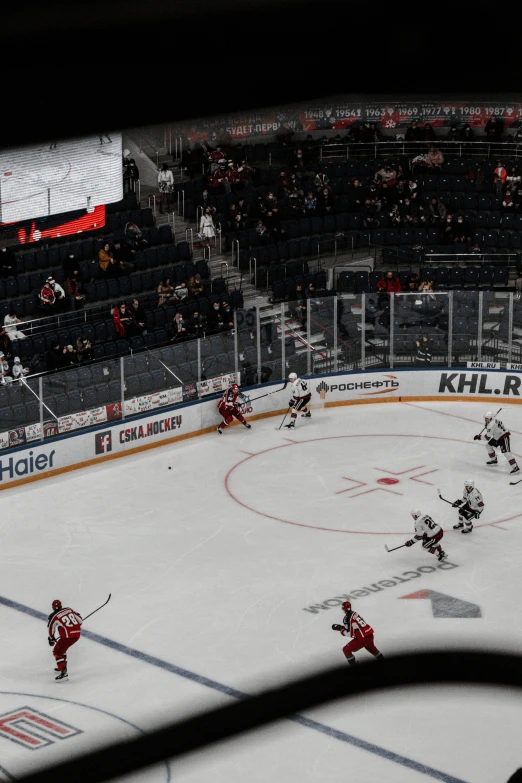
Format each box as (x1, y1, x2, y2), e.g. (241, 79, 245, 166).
(207, 302, 224, 333)
(46, 276, 66, 312)
(494, 161, 507, 199)
(225, 161, 240, 192)
(112, 302, 133, 338)
(264, 209, 283, 237)
(256, 219, 268, 240)
(170, 312, 188, 342)
(363, 214, 380, 231)
(46, 342, 67, 372)
(0, 246, 16, 278)
(375, 162, 397, 188)
(405, 122, 416, 142)
(314, 171, 329, 191)
(112, 241, 136, 275)
(428, 197, 447, 222)
(389, 203, 402, 225)
(62, 252, 78, 278)
(220, 301, 234, 331)
(379, 183, 396, 211)
(174, 281, 188, 303)
(158, 163, 174, 213)
(199, 207, 216, 243)
(425, 145, 444, 170)
(157, 278, 175, 307)
(485, 116, 503, 142)
(99, 242, 115, 277)
(294, 283, 307, 327)
(459, 123, 474, 145)
(0, 352, 10, 383)
(502, 190, 514, 211)
(188, 310, 205, 338)
(347, 179, 363, 212)
(238, 160, 255, 188)
(506, 166, 521, 193)
(447, 123, 459, 147)
(129, 299, 147, 334)
(188, 274, 205, 299)
(4, 310, 26, 340)
(304, 191, 317, 215)
(318, 187, 334, 215)
(75, 337, 93, 363)
(63, 345, 79, 366)
(418, 213, 431, 229)
(236, 197, 248, 223)
(226, 203, 239, 230)
(0, 326, 13, 361)
(127, 159, 139, 191)
(414, 334, 432, 365)
(39, 281, 56, 314)
(377, 271, 401, 307)
(472, 163, 486, 192)
(407, 271, 420, 291)
(442, 214, 456, 242)
(422, 123, 436, 142)
(124, 220, 147, 249)
(515, 188, 522, 212)
(65, 270, 85, 310)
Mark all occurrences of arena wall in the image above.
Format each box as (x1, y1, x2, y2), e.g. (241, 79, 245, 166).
(1, 368, 521, 491)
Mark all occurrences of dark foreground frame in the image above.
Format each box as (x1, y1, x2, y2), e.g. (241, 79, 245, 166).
(17, 651, 522, 783)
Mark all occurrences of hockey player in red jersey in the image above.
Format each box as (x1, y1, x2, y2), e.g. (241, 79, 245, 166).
(332, 601, 384, 665)
(217, 383, 252, 434)
(47, 599, 83, 681)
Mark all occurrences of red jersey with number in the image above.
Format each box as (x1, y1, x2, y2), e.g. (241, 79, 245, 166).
(341, 611, 374, 640)
(47, 607, 83, 642)
(220, 388, 241, 408)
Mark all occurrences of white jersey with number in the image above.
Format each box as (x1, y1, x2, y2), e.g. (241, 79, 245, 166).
(462, 486, 484, 512)
(290, 378, 310, 400)
(414, 514, 441, 539)
(485, 418, 509, 442)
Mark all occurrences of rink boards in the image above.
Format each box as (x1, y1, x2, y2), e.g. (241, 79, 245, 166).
(1, 367, 521, 490)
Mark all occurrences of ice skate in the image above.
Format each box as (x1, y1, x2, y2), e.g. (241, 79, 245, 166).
(242, 422, 251, 429)
(510, 465, 520, 474)
(453, 521, 464, 530)
(301, 411, 311, 418)
(486, 457, 498, 465)
(461, 525, 473, 534)
(217, 426, 223, 435)
(55, 669, 68, 682)
(437, 550, 448, 562)
(285, 421, 295, 429)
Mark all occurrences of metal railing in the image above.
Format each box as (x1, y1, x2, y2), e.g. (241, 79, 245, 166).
(2, 292, 521, 442)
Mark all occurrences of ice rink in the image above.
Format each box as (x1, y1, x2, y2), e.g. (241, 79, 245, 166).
(1, 400, 522, 783)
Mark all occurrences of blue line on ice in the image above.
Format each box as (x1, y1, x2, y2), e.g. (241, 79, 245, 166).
(0, 594, 468, 783)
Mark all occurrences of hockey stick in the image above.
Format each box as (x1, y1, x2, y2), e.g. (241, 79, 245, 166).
(82, 594, 111, 623)
(475, 407, 502, 438)
(436, 487, 454, 506)
(249, 381, 288, 403)
(278, 408, 291, 430)
(384, 543, 408, 553)
(510, 478, 522, 486)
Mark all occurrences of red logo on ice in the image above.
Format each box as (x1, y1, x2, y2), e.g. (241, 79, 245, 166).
(0, 707, 81, 749)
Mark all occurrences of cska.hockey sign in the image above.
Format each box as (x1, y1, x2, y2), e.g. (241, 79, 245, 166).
(438, 373, 521, 396)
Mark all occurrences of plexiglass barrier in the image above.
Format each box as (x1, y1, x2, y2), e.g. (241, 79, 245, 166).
(0, 292, 519, 448)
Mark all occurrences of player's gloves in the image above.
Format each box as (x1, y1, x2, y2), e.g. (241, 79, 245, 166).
(473, 434, 481, 441)
(452, 499, 463, 507)
(289, 399, 296, 408)
(405, 539, 415, 547)
(331, 624, 343, 631)
(48, 637, 55, 647)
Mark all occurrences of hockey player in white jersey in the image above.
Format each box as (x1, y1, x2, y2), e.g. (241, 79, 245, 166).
(452, 478, 484, 534)
(284, 373, 312, 429)
(474, 412, 519, 474)
(404, 509, 448, 562)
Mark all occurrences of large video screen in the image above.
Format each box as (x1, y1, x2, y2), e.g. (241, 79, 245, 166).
(0, 133, 123, 224)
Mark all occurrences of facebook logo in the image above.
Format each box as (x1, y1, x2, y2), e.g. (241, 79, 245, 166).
(95, 431, 112, 455)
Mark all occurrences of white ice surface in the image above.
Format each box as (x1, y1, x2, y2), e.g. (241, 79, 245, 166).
(1, 401, 522, 783)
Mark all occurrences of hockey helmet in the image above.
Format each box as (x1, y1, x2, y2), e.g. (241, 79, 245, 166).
(288, 372, 298, 381)
(230, 383, 239, 391)
(52, 599, 62, 610)
(464, 478, 475, 489)
(484, 411, 493, 422)
(341, 600, 352, 612)
(411, 509, 422, 520)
